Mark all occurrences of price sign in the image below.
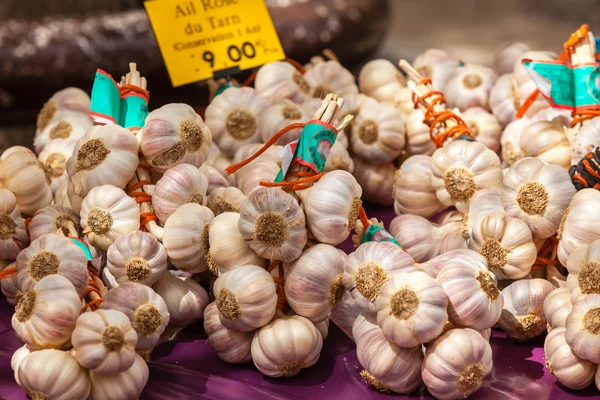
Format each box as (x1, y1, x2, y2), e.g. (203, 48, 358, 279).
(144, 0, 285, 87)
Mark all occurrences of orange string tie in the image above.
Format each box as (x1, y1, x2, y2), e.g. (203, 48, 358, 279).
(82, 264, 103, 311)
(572, 110, 600, 127)
(532, 235, 559, 271)
(127, 180, 156, 231)
(358, 205, 370, 229)
(0, 265, 17, 279)
(285, 58, 307, 74)
(268, 260, 287, 311)
(241, 70, 258, 87)
(119, 84, 150, 103)
(260, 172, 327, 191)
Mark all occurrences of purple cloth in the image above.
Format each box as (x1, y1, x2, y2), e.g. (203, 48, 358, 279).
(1, 206, 599, 399)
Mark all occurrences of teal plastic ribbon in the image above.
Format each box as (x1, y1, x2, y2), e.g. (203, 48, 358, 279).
(360, 224, 402, 247)
(212, 82, 240, 100)
(69, 238, 93, 261)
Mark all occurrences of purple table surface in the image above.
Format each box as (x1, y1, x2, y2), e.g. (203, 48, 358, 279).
(1, 206, 600, 400)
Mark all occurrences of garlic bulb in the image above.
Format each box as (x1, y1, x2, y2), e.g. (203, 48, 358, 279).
(489, 73, 519, 127)
(67, 179, 84, 215)
(520, 120, 571, 169)
(413, 48, 457, 91)
(80, 185, 140, 251)
(422, 328, 493, 400)
(232, 142, 283, 167)
(513, 50, 555, 117)
(213, 264, 277, 332)
(1, 262, 19, 305)
(153, 270, 209, 326)
(36, 87, 90, 132)
(101, 282, 170, 351)
(566, 239, 600, 303)
(418, 249, 471, 278)
(107, 230, 167, 286)
(469, 211, 537, 280)
(0, 189, 27, 260)
(430, 140, 503, 212)
(545, 327, 597, 390)
(259, 100, 308, 145)
(461, 107, 501, 152)
(71, 309, 138, 375)
(571, 117, 600, 165)
(152, 163, 208, 224)
(393, 155, 445, 218)
(353, 157, 395, 206)
(0, 146, 53, 216)
(500, 117, 529, 166)
(38, 138, 77, 193)
(376, 270, 448, 347)
(205, 87, 269, 157)
(18, 349, 91, 400)
(199, 163, 231, 193)
(236, 159, 280, 196)
(566, 294, 600, 364)
(445, 65, 497, 111)
(238, 187, 307, 262)
(54, 180, 71, 208)
(502, 157, 575, 239)
(11, 344, 31, 385)
(353, 313, 423, 393)
(358, 59, 407, 105)
(405, 108, 436, 156)
(436, 251, 503, 330)
(203, 302, 253, 364)
(497, 278, 554, 341)
(29, 204, 80, 241)
(254, 61, 310, 104)
(343, 241, 416, 313)
(207, 186, 246, 216)
(206, 147, 233, 180)
(67, 124, 139, 198)
(209, 212, 265, 274)
(338, 93, 378, 135)
(324, 139, 355, 173)
(89, 353, 149, 400)
(12, 274, 81, 348)
(304, 60, 358, 98)
(558, 189, 600, 266)
(494, 42, 530, 75)
(162, 203, 214, 273)
(544, 287, 572, 331)
(300, 170, 362, 246)
(330, 290, 361, 340)
(16, 233, 88, 296)
(34, 111, 93, 154)
(350, 101, 405, 164)
(284, 244, 345, 322)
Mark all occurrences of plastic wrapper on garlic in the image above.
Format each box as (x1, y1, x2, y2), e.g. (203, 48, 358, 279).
(513, 50, 556, 117)
(203, 302, 253, 364)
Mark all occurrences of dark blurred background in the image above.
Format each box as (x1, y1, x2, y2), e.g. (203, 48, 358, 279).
(0, 0, 598, 148)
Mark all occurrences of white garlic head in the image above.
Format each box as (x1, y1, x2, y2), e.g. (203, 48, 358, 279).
(207, 186, 246, 216)
(1, 262, 19, 305)
(494, 42, 530, 75)
(445, 65, 497, 111)
(352, 157, 396, 206)
(203, 302, 253, 364)
(259, 100, 308, 145)
(489, 73, 519, 127)
(303, 60, 358, 99)
(566, 294, 600, 364)
(513, 50, 555, 117)
(34, 110, 92, 154)
(200, 162, 231, 194)
(29, 204, 80, 241)
(358, 59, 407, 105)
(153, 270, 209, 327)
(520, 120, 571, 169)
(558, 189, 600, 266)
(0, 189, 27, 260)
(461, 107, 501, 152)
(38, 138, 77, 194)
(500, 117, 529, 166)
(405, 108, 436, 155)
(566, 239, 600, 303)
(254, 61, 310, 104)
(89, 353, 149, 400)
(393, 155, 445, 218)
(324, 139, 355, 173)
(413, 48, 457, 91)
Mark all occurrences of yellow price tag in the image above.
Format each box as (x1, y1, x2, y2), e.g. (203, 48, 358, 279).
(144, 0, 285, 87)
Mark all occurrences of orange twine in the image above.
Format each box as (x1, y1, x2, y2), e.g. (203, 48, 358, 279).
(532, 235, 559, 271)
(119, 84, 149, 102)
(0, 265, 16, 279)
(126, 180, 156, 231)
(268, 260, 287, 311)
(81, 264, 103, 311)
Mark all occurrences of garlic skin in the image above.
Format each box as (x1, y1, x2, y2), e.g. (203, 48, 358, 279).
(343, 241, 416, 313)
(358, 59, 407, 105)
(36, 87, 90, 132)
(461, 107, 501, 152)
(35, 111, 93, 155)
(330, 290, 361, 340)
(259, 100, 308, 145)
(206, 147, 233, 180)
(11, 344, 30, 385)
(207, 186, 246, 216)
(29, 204, 81, 241)
(18, 349, 91, 400)
(324, 139, 355, 173)
(520, 120, 571, 169)
(489, 73, 520, 127)
(141, 103, 212, 172)
(101, 282, 170, 351)
(284, 244, 345, 322)
(353, 157, 396, 206)
(16, 233, 89, 296)
(393, 155, 445, 218)
(255, 61, 310, 104)
(338, 94, 378, 136)
(251, 311, 322, 378)
(300, 170, 362, 246)
(353, 313, 423, 394)
(494, 42, 530, 75)
(558, 189, 600, 266)
(437, 251, 503, 330)
(497, 279, 554, 341)
(67, 179, 84, 215)
(422, 328, 493, 400)
(238, 187, 307, 262)
(89, 354, 149, 400)
(566, 239, 600, 303)
(80, 185, 140, 251)
(501, 117, 529, 166)
(544, 287, 572, 331)
(205, 87, 269, 157)
(71, 309, 138, 375)
(502, 157, 575, 239)
(514, 51, 555, 117)
(107, 230, 167, 286)
(445, 65, 497, 111)
(38, 138, 77, 193)
(413, 48, 457, 91)
(566, 294, 600, 363)
(430, 140, 503, 212)
(405, 108, 436, 156)
(213, 264, 277, 332)
(544, 327, 597, 390)
(417, 249, 473, 278)
(12, 274, 81, 348)
(153, 271, 209, 327)
(203, 302, 253, 364)
(152, 163, 208, 224)
(200, 163, 231, 194)
(54, 180, 71, 208)
(1, 262, 19, 305)
(572, 118, 600, 165)
(350, 101, 405, 164)
(67, 124, 139, 198)
(304, 60, 358, 98)
(236, 159, 280, 196)
(376, 271, 448, 347)
(0, 146, 53, 216)
(0, 189, 27, 260)
(162, 203, 214, 273)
